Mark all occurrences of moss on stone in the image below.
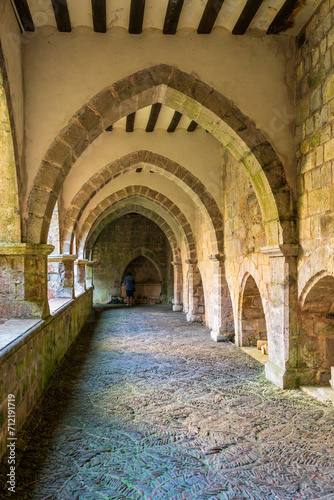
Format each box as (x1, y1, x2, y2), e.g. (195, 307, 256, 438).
(310, 134, 320, 148)
(308, 67, 324, 88)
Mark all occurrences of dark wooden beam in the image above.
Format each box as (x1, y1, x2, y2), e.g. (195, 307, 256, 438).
(197, 0, 224, 34)
(267, 0, 301, 35)
(232, 0, 264, 35)
(146, 103, 162, 132)
(187, 121, 198, 132)
(12, 0, 35, 32)
(129, 0, 145, 34)
(167, 111, 182, 132)
(126, 113, 136, 132)
(51, 0, 71, 32)
(91, 0, 106, 33)
(163, 0, 184, 35)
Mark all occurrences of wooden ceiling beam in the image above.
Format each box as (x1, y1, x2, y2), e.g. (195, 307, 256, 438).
(197, 0, 224, 34)
(51, 0, 71, 32)
(232, 0, 264, 35)
(126, 113, 136, 132)
(91, 0, 106, 33)
(167, 111, 182, 132)
(187, 121, 198, 132)
(12, 0, 35, 32)
(129, 0, 145, 34)
(163, 0, 184, 35)
(146, 104, 162, 132)
(267, 0, 301, 34)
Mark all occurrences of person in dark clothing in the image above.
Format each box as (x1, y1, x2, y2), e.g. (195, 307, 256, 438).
(123, 272, 135, 306)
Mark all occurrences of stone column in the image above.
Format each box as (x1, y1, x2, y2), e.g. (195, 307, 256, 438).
(75, 259, 88, 294)
(261, 244, 299, 389)
(185, 259, 202, 323)
(86, 261, 94, 289)
(209, 253, 234, 342)
(172, 261, 183, 311)
(0, 243, 54, 320)
(48, 254, 77, 299)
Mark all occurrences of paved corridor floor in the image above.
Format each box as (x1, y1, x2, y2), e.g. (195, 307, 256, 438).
(1, 305, 334, 499)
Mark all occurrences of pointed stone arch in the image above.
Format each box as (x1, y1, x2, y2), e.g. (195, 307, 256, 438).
(83, 203, 181, 263)
(85, 203, 183, 312)
(298, 273, 334, 385)
(62, 150, 223, 256)
(118, 247, 163, 284)
(236, 258, 270, 348)
(77, 186, 197, 262)
(238, 272, 268, 347)
(78, 187, 206, 320)
(25, 64, 296, 247)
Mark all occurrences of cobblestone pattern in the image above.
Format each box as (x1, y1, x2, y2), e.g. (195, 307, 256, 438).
(1, 305, 334, 499)
(0, 289, 93, 459)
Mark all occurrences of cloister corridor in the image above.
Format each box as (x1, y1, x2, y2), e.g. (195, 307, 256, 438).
(1, 305, 333, 500)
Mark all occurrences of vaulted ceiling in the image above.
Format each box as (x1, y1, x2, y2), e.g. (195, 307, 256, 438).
(12, 0, 321, 37)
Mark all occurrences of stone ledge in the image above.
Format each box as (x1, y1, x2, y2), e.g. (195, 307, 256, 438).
(301, 386, 334, 406)
(240, 346, 268, 365)
(0, 319, 40, 351)
(0, 243, 54, 256)
(0, 290, 92, 366)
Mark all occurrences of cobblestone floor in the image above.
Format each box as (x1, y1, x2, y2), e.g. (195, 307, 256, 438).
(1, 305, 334, 499)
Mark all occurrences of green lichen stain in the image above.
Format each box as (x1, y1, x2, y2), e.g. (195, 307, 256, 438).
(310, 134, 320, 148)
(308, 67, 324, 88)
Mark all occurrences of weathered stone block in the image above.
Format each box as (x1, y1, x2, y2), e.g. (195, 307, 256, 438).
(324, 137, 334, 161)
(308, 188, 329, 214)
(61, 120, 90, 159)
(323, 72, 334, 103)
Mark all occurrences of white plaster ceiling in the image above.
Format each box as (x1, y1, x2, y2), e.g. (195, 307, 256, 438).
(15, 0, 322, 37)
(113, 105, 193, 132)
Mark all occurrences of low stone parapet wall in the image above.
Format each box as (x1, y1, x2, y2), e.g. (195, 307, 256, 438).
(0, 288, 93, 458)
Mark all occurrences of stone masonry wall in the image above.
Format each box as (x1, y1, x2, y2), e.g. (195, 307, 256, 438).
(223, 149, 270, 345)
(295, 0, 334, 381)
(0, 289, 93, 458)
(92, 214, 172, 304)
(296, 0, 334, 267)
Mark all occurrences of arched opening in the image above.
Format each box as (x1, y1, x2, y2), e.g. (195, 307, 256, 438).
(241, 275, 267, 347)
(121, 255, 163, 304)
(299, 275, 334, 385)
(62, 151, 223, 257)
(92, 213, 173, 304)
(25, 65, 294, 249)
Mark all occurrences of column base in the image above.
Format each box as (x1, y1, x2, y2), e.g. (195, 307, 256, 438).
(173, 304, 183, 312)
(186, 313, 202, 323)
(265, 361, 301, 389)
(211, 330, 233, 342)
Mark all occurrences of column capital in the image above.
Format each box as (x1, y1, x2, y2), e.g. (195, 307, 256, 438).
(0, 243, 54, 256)
(261, 244, 299, 258)
(75, 259, 89, 265)
(86, 260, 94, 266)
(48, 254, 77, 263)
(185, 258, 198, 265)
(171, 260, 182, 267)
(208, 253, 225, 262)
